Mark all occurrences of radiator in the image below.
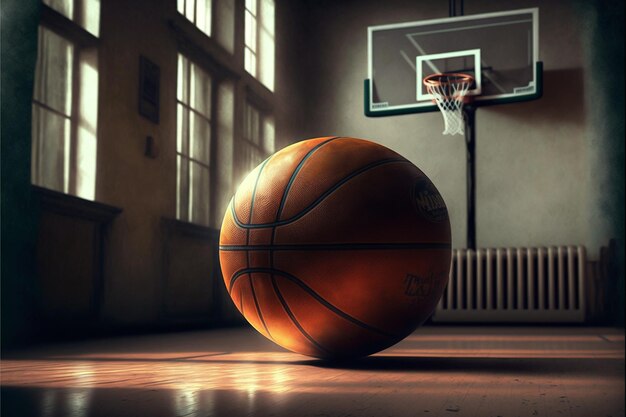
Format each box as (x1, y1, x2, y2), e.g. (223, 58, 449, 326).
(432, 246, 587, 322)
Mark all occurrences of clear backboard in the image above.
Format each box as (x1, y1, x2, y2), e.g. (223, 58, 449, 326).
(365, 8, 542, 117)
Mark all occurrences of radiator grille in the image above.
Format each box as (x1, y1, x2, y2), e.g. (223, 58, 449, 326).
(432, 247, 587, 322)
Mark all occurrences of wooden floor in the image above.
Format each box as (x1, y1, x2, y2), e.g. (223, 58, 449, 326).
(1, 326, 624, 417)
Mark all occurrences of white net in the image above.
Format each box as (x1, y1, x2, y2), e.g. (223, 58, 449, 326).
(424, 74, 473, 136)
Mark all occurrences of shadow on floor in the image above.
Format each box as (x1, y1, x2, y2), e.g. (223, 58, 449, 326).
(302, 355, 626, 375)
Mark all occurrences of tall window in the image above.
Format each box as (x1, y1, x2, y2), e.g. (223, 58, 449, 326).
(32, 2, 99, 200)
(244, 0, 275, 91)
(32, 27, 73, 194)
(176, 54, 213, 227)
(240, 100, 274, 177)
(177, 0, 212, 36)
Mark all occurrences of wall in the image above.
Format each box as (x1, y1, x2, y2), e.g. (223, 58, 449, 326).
(277, 0, 620, 257)
(96, 0, 178, 325)
(92, 0, 307, 326)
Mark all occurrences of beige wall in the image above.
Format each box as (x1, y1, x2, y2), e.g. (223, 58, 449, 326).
(276, 0, 611, 255)
(96, 0, 177, 323)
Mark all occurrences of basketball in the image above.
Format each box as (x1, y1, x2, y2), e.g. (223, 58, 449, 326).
(219, 137, 452, 359)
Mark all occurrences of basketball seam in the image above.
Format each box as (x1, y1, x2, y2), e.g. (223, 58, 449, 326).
(233, 155, 272, 221)
(227, 140, 417, 358)
(244, 156, 273, 342)
(268, 137, 340, 357)
(248, 275, 273, 339)
(228, 267, 401, 340)
(274, 136, 341, 222)
(230, 158, 412, 229)
(271, 275, 332, 356)
(244, 155, 272, 227)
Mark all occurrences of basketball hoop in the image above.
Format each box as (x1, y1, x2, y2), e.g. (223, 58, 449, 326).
(423, 73, 474, 136)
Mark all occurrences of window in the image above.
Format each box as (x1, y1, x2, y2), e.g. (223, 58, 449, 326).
(32, 2, 99, 200)
(244, 0, 275, 91)
(239, 100, 274, 178)
(43, 0, 100, 36)
(175, 0, 235, 55)
(176, 54, 213, 227)
(174, 0, 275, 229)
(214, 81, 235, 227)
(32, 27, 73, 194)
(177, 0, 212, 36)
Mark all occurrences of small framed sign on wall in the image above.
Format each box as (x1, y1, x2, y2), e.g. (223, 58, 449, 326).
(138, 55, 160, 123)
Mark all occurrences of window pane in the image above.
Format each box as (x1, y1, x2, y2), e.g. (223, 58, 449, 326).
(190, 63, 211, 117)
(260, 0, 275, 36)
(177, 155, 190, 221)
(243, 102, 250, 139)
(185, 0, 195, 21)
(245, 142, 262, 171)
(251, 54, 257, 78)
(196, 0, 211, 36)
(177, 54, 189, 103)
(190, 112, 211, 164)
(76, 48, 99, 201)
(34, 27, 73, 116)
(244, 48, 252, 75)
(177, 0, 185, 14)
(244, 11, 252, 48)
(78, 0, 101, 36)
(215, 81, 235, 228)
(177, 104, 189, 155)
(263, 115, 275, 154)
(241, 143, 252, 175)
(259, 29, 275, 91)
(244, 48, 256, 77)
(235, 140, 262, 192)
(245, 102, 255, 143)
(251, 106, 260, 145)
(245, 0, 256, 15)
(215, 0, 235, 54)
(190, 162, 210, 226)
(32, 105, 70, 193)
(44, 0, 73, 20)
(259, 0, 275, 91)
(244, 11, 257, 50)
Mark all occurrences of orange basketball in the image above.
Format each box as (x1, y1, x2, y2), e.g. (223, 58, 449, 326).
(219, 137, 451, 359)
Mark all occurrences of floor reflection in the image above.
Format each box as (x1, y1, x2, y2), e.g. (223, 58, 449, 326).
(2, 327, 624, 417)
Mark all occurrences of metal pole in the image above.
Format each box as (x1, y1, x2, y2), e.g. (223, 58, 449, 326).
(464, 105, 476, 249)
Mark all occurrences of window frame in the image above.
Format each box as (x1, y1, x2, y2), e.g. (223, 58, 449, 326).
(243, 0, 274, 91)
(32, 5, 99, 197)
(238, 96, 273, 177)
(244, 0, 258, 78)
(177, 0, 213, 37)
(170, 0, 276, 230)
(175, 53, 219, 227)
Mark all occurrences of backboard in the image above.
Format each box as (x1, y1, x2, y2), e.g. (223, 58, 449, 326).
(365, 8, 541, 117)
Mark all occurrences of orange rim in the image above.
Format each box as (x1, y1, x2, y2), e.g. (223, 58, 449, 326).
(423, 73, 474, 103)
(423, 72, 474, 87)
